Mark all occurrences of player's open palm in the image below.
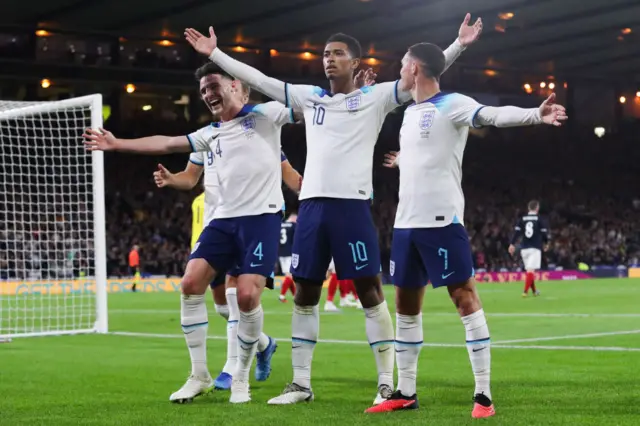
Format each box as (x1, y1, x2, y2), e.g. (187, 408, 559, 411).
(383, 151, 399, 168)
(458, 13, 483, 46)
(154, 164, 174, 188)
(539, 93, 568, 127)
(83, 128, 116, 151)
(354, 68, 377, 88)
(184, 27, 217, 56)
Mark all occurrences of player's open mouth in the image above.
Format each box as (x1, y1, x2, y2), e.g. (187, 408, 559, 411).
(209, 99, 222, 108)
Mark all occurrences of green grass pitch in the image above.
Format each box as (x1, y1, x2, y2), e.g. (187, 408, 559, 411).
(1, 278, 639, 425)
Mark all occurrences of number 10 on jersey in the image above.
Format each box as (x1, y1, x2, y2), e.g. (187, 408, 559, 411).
(312, 106, 325, 126)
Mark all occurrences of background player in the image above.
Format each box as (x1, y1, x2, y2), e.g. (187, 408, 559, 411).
(184, 14, 481, 406)
(279, 213, 297, 302)
(128, 244, 140, 292)
(85, 63, 297, 404)
(368, 43, 566, 417)
(509, 200, 550, 297)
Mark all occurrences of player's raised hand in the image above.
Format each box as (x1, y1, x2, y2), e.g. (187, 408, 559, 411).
(458, 13, 483, 46)
(508, 244, 516, 256)
(83, 128, 117, 151)
(354, 68, 377, 88)
(184, 26, 217, 56)
(539, 93, 568, 127)
(383, 151, 399, 168)
(153, 164, 175, 188)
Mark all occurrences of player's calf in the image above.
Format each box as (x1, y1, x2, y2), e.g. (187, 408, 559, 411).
(448, 280, 494, 417)
(353, 275, 395, 404)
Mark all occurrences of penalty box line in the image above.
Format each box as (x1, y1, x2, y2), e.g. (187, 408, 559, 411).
(109, 330, 640, 352)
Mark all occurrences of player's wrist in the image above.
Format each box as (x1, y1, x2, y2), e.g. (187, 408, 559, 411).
(209, 47, 221, 62)
(454, 37, 468, 50)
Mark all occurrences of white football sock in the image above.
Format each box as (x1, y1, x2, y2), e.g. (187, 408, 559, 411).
(364, 300, 395, 388)
(223, 288, 239, 376)
(395, 313, 423, 396)
(180, 294, 209, 378)
(215, 303, 229, 320)
(257, 332, 270, 352)
(235, 305, 264, 382)
(291, 304, 319, 389)
(462, 309, 492, 400)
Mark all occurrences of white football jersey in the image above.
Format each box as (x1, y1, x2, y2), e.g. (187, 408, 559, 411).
(187, 102, 294, 219)
(394, 92, 483, 229)
(189, 151, 219, 224)
(286, 82, 408, 200)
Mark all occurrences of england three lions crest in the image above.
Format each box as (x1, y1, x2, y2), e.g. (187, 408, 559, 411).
(241, 116, 256, 138)
(419, 110, 435, 130)
(345, 95, 361, 112)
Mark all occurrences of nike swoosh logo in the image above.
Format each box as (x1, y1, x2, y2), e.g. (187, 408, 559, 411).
(378, 347, 390, 353)
(472, 346, 486, 353)
(250, 263, 263, 267)
(240, 345, 252, 351)
(395, 349, 407, 353)
(355, 264, 369, 271)
(292, 345, 301, 349)
(183, 330, 196, 335)
(441, 271, 455, 279)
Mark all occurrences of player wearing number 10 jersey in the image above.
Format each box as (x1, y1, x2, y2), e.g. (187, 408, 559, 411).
(509, 200, 550, 297)
(183, 14, 481, 407)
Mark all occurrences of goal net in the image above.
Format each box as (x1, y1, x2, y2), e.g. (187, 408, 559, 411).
(0, 95, 107, 339)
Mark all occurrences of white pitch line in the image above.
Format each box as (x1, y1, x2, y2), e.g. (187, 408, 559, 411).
(493, 329, 640, 344)
(109, 309, 640, 318)
(109, 331, 640, 352)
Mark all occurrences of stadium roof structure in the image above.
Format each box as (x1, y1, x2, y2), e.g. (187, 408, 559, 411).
(4, 0, 640, 81)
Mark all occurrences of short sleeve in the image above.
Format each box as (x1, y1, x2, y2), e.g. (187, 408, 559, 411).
(285, 84, 318, 111)
(187, 125, 217, 152)
(365, 81, 406, 114)
(189, 152, 204, 165)
(252, 101, 295, 127)
(440, 93, 485, 128)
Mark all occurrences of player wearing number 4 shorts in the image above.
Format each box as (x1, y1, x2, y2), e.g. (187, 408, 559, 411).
(195, 15, 479, 406)
(367, 40, 566, 418)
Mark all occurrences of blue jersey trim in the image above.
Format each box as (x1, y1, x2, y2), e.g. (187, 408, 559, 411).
(281, 151, 287, 162)
(452, 215, 461, 224)
(471, 106, 486, 128)
(360, 85, 373, 94)
(284, 83, 290, 108)
(186, 134, 196, 152)
(289, 108, 295, 123)
(393, 80, 400, 104)
(189, 158, 204, 166)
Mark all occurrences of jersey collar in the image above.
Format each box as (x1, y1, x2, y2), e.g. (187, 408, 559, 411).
(408, 91, 446, 108)
(210, 104, 254, 127)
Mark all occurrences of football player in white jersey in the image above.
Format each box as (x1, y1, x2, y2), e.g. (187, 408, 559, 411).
(184, 13, 482, 406)
(153, 76, 302, 392)
(366, 43, 566, 418)
(84, 63, 300, 405)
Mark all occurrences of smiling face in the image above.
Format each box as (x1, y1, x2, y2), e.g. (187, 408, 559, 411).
(198, 73, 243, 119)
(323, 41, 359, 81)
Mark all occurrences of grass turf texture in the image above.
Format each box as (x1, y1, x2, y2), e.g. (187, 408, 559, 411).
(1, 278, 639, 425)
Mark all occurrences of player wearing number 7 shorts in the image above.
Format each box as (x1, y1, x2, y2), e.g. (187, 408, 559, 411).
(185, 15, 480, 406)
(368, 41, 566, 418)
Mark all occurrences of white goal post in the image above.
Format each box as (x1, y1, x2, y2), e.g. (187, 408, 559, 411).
(0, 94, 107, 339)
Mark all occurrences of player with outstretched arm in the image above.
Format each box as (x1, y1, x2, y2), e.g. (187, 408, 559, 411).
(369, 43, 566, 418)
(184, 13, 482, 406)
(84, 63, 298, 405)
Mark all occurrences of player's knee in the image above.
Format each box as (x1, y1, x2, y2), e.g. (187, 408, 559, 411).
(236, 277, 262, 311)
(181, 273, 207, 295)
(353, 275, 384, 308)
(448, 280, 481, 316)
(292, 277, 323, 306)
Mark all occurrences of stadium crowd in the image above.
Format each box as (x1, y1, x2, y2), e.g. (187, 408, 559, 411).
(1, 110, 639, 280)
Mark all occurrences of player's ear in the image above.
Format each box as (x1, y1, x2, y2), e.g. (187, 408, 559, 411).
(351, 57, 361, 71)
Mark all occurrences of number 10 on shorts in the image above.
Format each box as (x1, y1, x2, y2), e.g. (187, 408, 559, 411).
(348, 241, 368, 264)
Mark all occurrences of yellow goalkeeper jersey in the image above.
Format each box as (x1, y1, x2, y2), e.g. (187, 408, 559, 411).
(191, 192, 206, 250)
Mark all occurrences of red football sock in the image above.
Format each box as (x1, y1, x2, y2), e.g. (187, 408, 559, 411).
(281, 276, 292, 296)
(530, 273, 537, 293)
(338, 280, 349, 299)
(523, 273, 532, 294)
(348, 280, 358, 300)
(327, 274, 338, 302)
